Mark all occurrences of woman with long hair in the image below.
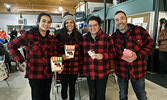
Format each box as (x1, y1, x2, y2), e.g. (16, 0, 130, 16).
(54, 12, 83, 100)
(8, 13, 58, 100)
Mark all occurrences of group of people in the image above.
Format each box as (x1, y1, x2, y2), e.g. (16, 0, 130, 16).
(7, 10, 155, 100)
(0, 26, 26, 44)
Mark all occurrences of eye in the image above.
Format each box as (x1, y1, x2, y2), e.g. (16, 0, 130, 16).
(42, 20, 46, 22)
(48, 21, 51, 24)
(114, 19, 119, 22)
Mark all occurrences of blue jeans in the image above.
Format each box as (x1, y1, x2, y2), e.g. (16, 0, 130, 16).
(117, 77, 147, 100)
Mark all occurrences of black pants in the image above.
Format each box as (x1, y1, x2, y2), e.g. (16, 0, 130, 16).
(159, 51, 167, 74)
(59, 74, 78, 100)
(87, 74, 109, 100)
(29, 77, 52, 100)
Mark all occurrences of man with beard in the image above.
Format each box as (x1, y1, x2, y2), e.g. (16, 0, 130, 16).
(111, 11, 154, 100)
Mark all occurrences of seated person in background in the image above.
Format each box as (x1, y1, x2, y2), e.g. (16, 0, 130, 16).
(0, 42, 11, 71)
(9, 28, 17, 40)
(20, 26, 26, 35)
(54, 25, 60, 35)
(82, 24, 88, 36)
(0, 28, 6, 43)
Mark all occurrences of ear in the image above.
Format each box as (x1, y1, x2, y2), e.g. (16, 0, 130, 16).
(37, 22, 39, 26)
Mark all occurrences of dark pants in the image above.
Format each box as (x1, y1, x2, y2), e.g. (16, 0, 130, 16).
(28, 77, 52, 100)
(159, 51, 167, 74)
(59, 74, 78, 100)
(87, 74, 109, 100)
(117, 77, 147, 100)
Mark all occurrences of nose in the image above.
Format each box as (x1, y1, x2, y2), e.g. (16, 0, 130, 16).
(118, 19, 123, 23)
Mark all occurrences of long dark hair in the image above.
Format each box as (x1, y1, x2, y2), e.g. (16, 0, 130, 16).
(59, 21, 81, 44)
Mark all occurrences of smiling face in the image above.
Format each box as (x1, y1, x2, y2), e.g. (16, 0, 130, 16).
(114, 12, 128, 33)
(65, 19, 74, 32)
(88, 20, 100, 35)
(38, 15, 51, 32)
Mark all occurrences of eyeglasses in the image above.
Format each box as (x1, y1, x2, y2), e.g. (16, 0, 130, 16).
(88, 24, 98, 28)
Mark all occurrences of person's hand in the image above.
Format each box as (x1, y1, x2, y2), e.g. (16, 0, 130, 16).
(126, 52, 137, 63)
(62, 54, 71, 60)
(93, 53, 103, 60)
(57, 65, 64, 74)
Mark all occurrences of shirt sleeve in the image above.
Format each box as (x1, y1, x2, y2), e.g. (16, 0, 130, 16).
(103, 36, 116, 60)
(137, 28, 155, 59)
(158, 29, 167, 41)
(8, 33, 27, 63)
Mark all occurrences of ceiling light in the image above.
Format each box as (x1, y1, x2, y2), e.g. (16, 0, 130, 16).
(4, 3, 11, 12)
(59, 7, 63, 11)
(18, 9, 48, 11)
(4, 3, 10, 8)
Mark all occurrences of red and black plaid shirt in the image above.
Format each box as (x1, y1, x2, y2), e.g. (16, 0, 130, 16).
(83, 29, 115, 80)
(111, 24, 155, 81)
(54, 31, 83, 74)
(8, 28, 56, 79)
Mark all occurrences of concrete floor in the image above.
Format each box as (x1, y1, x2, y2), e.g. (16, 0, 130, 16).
(0, 71, 167, 100)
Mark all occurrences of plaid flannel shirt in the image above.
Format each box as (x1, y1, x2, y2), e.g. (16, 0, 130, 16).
(54, 31, 83, 74)
(8, 28, 56, 79)
(111, 24, 155, 81)
(83, 29, 115, 80)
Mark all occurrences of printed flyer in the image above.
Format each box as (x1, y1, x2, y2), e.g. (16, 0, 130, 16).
(65, 45, 75, 58)
(51, 57, 62, 72)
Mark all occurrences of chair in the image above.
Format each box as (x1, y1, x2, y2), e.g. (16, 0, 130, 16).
(0, 55, 10, 86)
(110, 60, 118, 90)
(53, 72, 83, 100)
(51, 72, 61, 100)
(55, 73, 61, 94)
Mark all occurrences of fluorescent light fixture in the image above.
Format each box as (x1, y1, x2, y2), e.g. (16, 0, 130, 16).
(6, 4, 10, 8)
(4, 3, 10, 8)
(4, 3, 11, 12)
(18, 9, 48, 11)
(59, 7, 63, 11)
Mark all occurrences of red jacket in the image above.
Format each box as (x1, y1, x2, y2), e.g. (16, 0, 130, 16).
(111, 24, 155, 81)
(8, 28, 56, 79)
(54, 30, 83, 74)
(83, 29, 115, 80)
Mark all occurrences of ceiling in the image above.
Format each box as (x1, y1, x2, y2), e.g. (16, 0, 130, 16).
(0, 0, 113, 15)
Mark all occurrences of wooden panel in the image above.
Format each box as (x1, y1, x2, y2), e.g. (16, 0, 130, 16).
(0, 0, 113, 14)
(127, 13, 150, 32)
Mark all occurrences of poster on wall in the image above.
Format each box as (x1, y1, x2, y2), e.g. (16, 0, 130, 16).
(127, 17, 131, 23)
(132, 17, 144, 25)
(142, 23, 148, 29)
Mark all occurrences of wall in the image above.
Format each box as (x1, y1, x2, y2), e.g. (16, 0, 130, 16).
(106, 0, 154, 19)
(159, 0, 166, 11)
(0, 14, 62, 32)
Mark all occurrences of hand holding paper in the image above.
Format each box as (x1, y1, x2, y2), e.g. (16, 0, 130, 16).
(121, 49, 137, 63)
(88, 50, 103, 60)
(88, 50, 96, 59)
